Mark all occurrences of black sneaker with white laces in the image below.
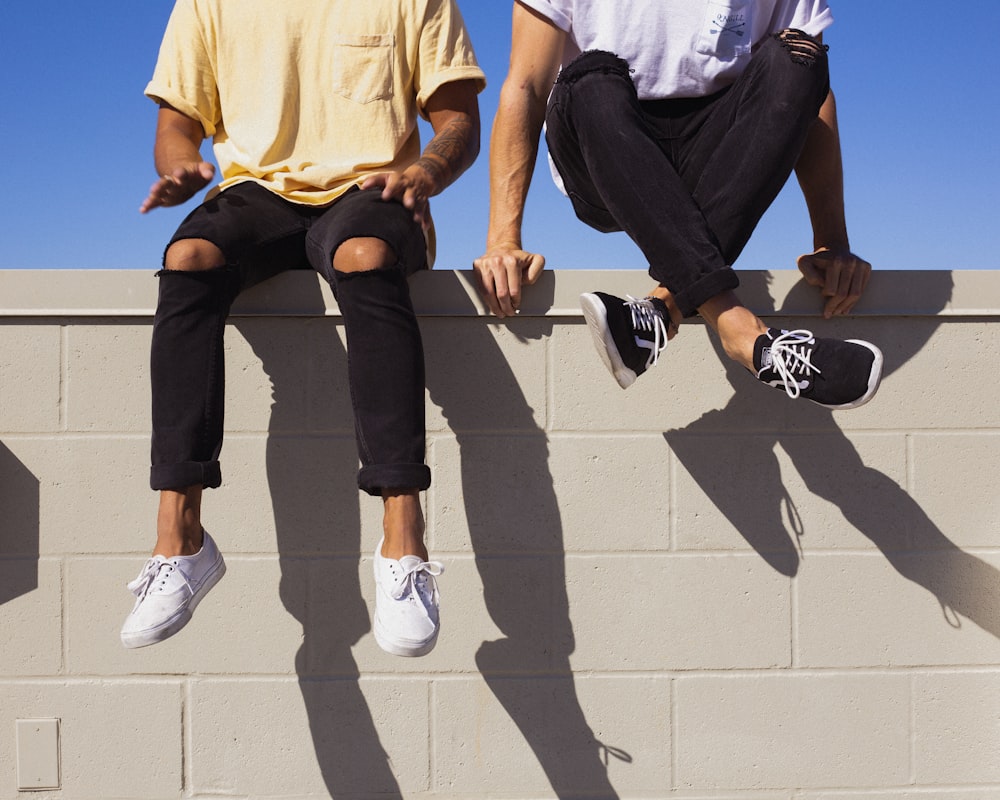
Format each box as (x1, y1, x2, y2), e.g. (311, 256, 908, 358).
(753, 328, 883, 410)
(580, 292, 670, 389)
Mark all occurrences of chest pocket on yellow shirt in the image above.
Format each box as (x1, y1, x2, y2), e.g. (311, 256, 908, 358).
(332, 34, 395, 104)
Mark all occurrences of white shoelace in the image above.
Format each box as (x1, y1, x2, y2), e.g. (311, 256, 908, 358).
(390, 558, 444, 603)
(127, 557, 189, 600)
(624, 295, 669, 367)
(767, 329, 821, 399)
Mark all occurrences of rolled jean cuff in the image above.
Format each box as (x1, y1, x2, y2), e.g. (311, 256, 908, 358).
(669, 267, 741, 318)
(358, 463, 431, 497)
(150, 461, 222, 491)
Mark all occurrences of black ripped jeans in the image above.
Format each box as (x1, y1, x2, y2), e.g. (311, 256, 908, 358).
(149, 183, 431, 496)
(544, 30, 831, 318)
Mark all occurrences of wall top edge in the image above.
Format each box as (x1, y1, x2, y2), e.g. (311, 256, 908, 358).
(0, 269, 992, 318)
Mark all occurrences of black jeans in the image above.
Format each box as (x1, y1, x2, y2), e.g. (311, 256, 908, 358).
(149, 183, 431, 496)
(544, 31, 831, 318)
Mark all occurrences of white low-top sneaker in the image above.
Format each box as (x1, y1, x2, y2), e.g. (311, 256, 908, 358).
(120, 530, 226, 649)
(372, 537, 443, 657)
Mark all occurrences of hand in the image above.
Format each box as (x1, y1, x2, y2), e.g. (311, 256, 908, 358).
(362, 163, 438, 229)
(472, 246, 546, 318)
(796, 246, 872, 318)
(140, 162, 215, 214)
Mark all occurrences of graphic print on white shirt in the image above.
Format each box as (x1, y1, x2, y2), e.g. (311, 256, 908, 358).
(697, 0, 753, 60)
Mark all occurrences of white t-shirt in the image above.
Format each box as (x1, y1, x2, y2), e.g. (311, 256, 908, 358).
(519, 0, 834, 99)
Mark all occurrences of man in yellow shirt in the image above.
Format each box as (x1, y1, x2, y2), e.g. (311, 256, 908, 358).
(121, 0, 485, 657)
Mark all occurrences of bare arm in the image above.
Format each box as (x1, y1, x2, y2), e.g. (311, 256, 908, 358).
(794, 86, 871, 317)
(363, 78, 481, 228)
(472, 2, 565, 317)
(139, 105, 215, 214)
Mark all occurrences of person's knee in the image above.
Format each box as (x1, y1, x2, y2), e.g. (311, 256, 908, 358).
(163, 238, 226, 271)
(557, 49, 633, 88)
(332, 237, 398, 274)
(772, 28, 829, 67)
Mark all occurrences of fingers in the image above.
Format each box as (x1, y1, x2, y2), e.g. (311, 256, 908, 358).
(364, 171, 432, 227)
(472, 250, 545, 318)
(521, 252, 546, 286)
(139, 163, 214, 214)
(796, 252, 825, 287)
(798, 249, 872, 318)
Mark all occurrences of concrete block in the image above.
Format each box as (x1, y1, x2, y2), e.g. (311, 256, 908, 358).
(432, 675, 670, 797)
(190, 676, 430, 796)
(911, 432, 1000, 548)
(228, 317, 356, 435)
(0, 559, 62, 675)
(0, 324, 61, 432)
(429, 433, 672, 554)
(65, 324, 152, 432)
(2, 436, 151, 555)
(547, 434, 673, 552)
(0, 680, 182, 800)
(429, 433, 565, 554)
(566, 554, 791, 671)
(423, 317, 548, 433)
(671, 433, 907, 561)
(204, 433, 367, 554)
(551, 321, 736, 433)
(873, 320, 1000, 430)
(674, 673, 910, 790)
(66, 556, 302, 676)
(913, 671, 1000, 784)
(797, 553, 1000, 668)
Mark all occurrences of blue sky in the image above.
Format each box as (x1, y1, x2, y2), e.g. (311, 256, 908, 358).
(1, 2, 997, 271)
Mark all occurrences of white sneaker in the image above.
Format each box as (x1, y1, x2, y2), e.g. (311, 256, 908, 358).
(120, 530, 226, 649)
(372, 537, 443, 657)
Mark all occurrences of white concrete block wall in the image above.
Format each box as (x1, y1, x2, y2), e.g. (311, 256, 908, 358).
(1, 269, 998, 799)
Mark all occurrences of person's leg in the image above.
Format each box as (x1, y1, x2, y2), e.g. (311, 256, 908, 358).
(150, 183, 311, 554)
(150, 238, 232, 558)
(327, 234, 429, 562)
(307, 187, 441, 657)
(568, 42, 879, 407)
(547, 50, 759, 388)
(545, 50, 738, 319)
(123, 184, 314, 649)
(658, 30, 831, 368)
(678, 30, 831, 266)
(308, 187, 431, 528)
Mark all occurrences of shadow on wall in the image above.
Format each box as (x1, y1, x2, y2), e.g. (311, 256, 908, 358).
(238, 306, 401, 797)
(0, 440, 39, 606)
(665, 270, 1000, 640)
(236, 269, 623, 799)
(427, 271, 627, 798)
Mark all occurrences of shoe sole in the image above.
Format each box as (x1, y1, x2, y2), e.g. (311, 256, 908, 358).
(579, 293, 637, 389)
(815, 340, 885, 411)
(373, 615, 439, 658)
(120, 556, 227, 649)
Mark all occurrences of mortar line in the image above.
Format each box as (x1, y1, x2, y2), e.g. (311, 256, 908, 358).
(60, 323, 68, 431)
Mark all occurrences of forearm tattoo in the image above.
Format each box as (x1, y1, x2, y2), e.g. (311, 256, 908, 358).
(418, 116, 476, 192)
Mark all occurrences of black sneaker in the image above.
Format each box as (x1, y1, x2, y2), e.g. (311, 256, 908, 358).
(753, 328, 883, 409)
(580, 292, 669, 389)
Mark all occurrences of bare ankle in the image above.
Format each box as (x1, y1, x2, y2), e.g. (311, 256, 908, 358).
(697, 292, 768, 371)
(155, 487, 204, 557)
(381, 490, 427, 560)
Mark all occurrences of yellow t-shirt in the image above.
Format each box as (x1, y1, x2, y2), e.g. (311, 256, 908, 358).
(146, 0, 486, 207)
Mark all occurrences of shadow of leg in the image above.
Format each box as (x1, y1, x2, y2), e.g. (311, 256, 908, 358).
(782, 430, 1000, 640)
(240, 315, 403, 798)
(0, 441, 40, 605)
(427, 316, 623, 799)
